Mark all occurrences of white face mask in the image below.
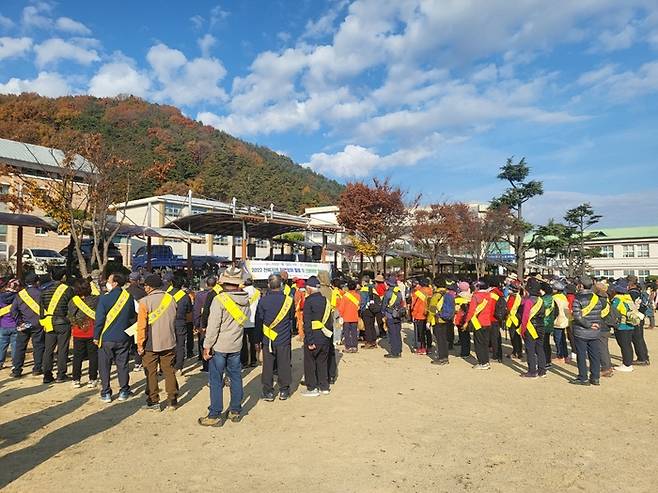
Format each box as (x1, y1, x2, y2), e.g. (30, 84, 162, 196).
(106, 282, 114, 292)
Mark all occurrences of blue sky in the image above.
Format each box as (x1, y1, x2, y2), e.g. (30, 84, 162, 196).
(1, 0, 658, 227)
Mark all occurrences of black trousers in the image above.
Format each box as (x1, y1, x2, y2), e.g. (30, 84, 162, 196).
(413, 320, 426, 349)
(197, 333, 208, 371)
(304, 344, 329, 391)
(362, 312, 377, 344)
(72, 337, 98, 381)
(615, 330, 634, 367)
(509, 324, 523, 356)
(376, 313, 386, 337)
(174, 326, 188, 370)
(632, 325, 649, 362)
(262, 342, 291, 393)
(543, 331, 552, 365)
(459, 328, 471, 356)
(447, 324, 455, 349)
(241, 328, 258, 366)
(185, 323, 194, 358)
(524, 332, 546, 375)
(490, 322, 502, 361)
(43, 325, 71, 379)
(98, 340, 130, 397)
(14, 325, 45, 374)
(434, 322, 449, 360)
(327, 343, 337, 380)
(473, 327, 490, 364)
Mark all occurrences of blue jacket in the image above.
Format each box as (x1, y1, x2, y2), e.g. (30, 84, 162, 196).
(381, 286, 402, 316)
(11, 286, 42, 329)
(93, 287, 136, 344)
(303, 292, 332, 346)
(254, 290, 295, 346)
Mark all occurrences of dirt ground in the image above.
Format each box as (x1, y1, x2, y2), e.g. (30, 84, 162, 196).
(1, 325, 657, 492)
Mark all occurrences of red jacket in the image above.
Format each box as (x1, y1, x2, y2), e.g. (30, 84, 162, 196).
(465, 290, 493, 328)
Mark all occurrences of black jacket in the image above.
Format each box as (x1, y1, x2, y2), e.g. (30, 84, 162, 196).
(303, 291, 333, 346)
(572, 289, 610, 340)
(39, 281, 74, 328)
(254, 290, 295, 346)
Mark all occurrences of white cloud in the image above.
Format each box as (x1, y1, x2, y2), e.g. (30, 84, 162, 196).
(0, 37, 32, 60)
(577, 60, 658, 101)
(0, 14, 14, 30)
(35, 37, 100, 66)
(0, 71, 70, 97)
(577, 64, 617, 85)
(190, 15, 204, 30)
(302, 0, 349, 39)
(21, 3, 53, 29)
(88, 59, 151, 98)
(55, 16, 91, 35)
(147, 43, 227, 105)
(210, 5, 229, 28)
(198, 34, 216, 57)
(596, 24, 636, 52)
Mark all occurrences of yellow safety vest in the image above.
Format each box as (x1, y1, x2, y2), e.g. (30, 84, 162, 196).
(331, 288, 343, 309)
(283, 284, 292, 297)
(216, 292, 247, 326)
(125, 293, 175, 336)
(523, 298, 544, 339)
(0, 304, 10, 317)
(470, 298, 489, 330)
(414, 289, 428, 302)
(98, 289, 131, 346)
(388, 286, 400, 307)
(311, 298, 333, 338)
(344, 292, 360, 308)
(249, 289, 261, 305)
(427, 292, 445, 326)
(90, 283, 101, 296)
(18, 289, 40, 315)
(40, 284, 69, 333)
(72, 296, 96, 320)
(212, 284, 224, 295)
(263, 295, 293, 342)
(171, 289, 186, 303)
(506, 294, 521, 329)
(581, 294, 600, 317)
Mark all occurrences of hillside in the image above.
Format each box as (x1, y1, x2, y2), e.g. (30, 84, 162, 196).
(0, 94, 343, 214)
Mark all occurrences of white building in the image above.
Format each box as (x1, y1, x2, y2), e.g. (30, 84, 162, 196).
(113, 194, 272, 263)
(303, 205, 345, 266)
(587, 226, 658, 282)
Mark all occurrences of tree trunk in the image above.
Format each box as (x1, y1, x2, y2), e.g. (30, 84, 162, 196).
(516, 204, 524, 279)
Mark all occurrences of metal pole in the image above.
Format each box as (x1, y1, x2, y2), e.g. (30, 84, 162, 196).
(187, 241, 193, 279)
(146, 236, 152, 272)
(383, 254, 387, 276)
(16, 225, 23, 279)
(322, 232, 327, 262)
(403, 257, 407, 281)
(241, 221, 247, 261)
(359, 252, 364, 274)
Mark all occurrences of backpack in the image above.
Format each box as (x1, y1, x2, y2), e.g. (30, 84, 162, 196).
(494, 295, 508, 323)
(368, 286, 382, 315)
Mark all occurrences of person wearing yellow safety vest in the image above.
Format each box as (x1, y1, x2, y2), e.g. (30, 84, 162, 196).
(359, 276, 381, 349)
(301, 276, 333, 396)
(454, 281, 472, 357)
(241, 278, 261, 368)
(93, 272, 137, 403)
(10, 273, 44, 378)
(505, 281, 524, 360)
(382, 276, 405, 359)
(67, 278, 99, 389)
(168, 274, 193, 375)
(569, 275, 612, 386)
(255, 273, 295, 401)
(137, 273, 179, 412)
(0, 279, 19, 373)
(318, 270, 337, 384)
(194, 276, 218, 373)
(199, 267, 250, 427)
(429, 279, 456, 365)
(411, 278, 433, 356)
(338, 279, 361, 353)
(330, 278, 344, 347)
(519, 277, 547, 379)
(610, 278, 637, 372)
(463, 280, 494, 370)
(551, 280, 571, 364)
(39, 268, 74, 384)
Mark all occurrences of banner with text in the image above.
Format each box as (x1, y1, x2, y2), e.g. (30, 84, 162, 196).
(245, 260, 331, 280)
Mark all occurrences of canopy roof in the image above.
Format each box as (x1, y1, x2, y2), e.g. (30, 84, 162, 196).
(0, 212, 57, 229)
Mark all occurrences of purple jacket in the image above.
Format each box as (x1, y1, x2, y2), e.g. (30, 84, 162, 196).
(193, 289, 210, 329)
(0, 291, 18, 328)
(11, 286, 42, 329)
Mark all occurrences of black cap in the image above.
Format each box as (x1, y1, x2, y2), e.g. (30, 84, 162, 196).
(144, 274, 163, 288)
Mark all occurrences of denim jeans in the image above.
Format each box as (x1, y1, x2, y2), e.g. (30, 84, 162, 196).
(14, 325, 45, 374)
(553, 328, 569, 358)
(385, 314, 402, 356)
(574, 336, 601, 381)
(0, 327, 18, 367)
(208, 351, 243, 417)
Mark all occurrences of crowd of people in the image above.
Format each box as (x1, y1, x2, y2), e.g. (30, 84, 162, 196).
(0, 265, 655, 426)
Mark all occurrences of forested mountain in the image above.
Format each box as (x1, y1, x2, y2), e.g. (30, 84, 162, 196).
(0, 94, 343, 213)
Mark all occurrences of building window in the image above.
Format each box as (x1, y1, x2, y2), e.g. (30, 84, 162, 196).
(35, 227, 48, 236)
(623, 245, 635, 258)
(255, 239, 268, 248)
(164, 203, 182, 218)
(623, 269, 635, 277)
(598, 245, 614, 258)
(192, 206, 207, 215)
(637, 244, 649, 258)
(214, 235, 229, 246)
(638, 270, 650, 283)
(601, 270, 614, 277)
(234, 237, 243, 246)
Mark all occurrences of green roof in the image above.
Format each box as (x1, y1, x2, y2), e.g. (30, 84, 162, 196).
(589, 226, 658, 240)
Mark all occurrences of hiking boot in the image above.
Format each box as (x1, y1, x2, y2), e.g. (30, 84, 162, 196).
(144, 401, 161, 412)
(87, 379, 99, 388)
(32, 369, 43, 376)
(569, 378, 590, 386)
(431, 358, 449, 365)
(55, 375, 68, 383)
(263, 391, 276, 402)
(10, 370, 22, 378)
(198, 415, 223, 427)
(42, 374, 54, 384)
(71, 380, 82, 388)
(302, 388, 320, 397)
(100, 394, 112, 403)
(117, 391, 132, 401)
(601, 368, 614, 377)
(589, 379, 600, 386)
(168, 399, 178, 411)
(635, 360, 650, 366)
(384, 354, 401, 359)
(228, 411, 241, 422)
(278, 390, 290, 401)
(520, 372, 537, 378)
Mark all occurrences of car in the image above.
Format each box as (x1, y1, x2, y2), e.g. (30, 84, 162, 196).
(11, 248, 66, 274)
(60, 239, 124, 270)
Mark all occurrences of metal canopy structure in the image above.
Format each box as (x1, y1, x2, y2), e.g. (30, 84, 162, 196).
(0, 212, 58, 278)
(114, 224, 204, 242)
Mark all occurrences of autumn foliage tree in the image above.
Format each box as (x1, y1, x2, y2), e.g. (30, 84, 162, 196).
(337, 178, 418, 272)
(411, 202, 472, 275)
(461, 207, 514, 279)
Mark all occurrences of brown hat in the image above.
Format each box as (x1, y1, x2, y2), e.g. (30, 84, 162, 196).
(374, 274, 385, 283)
(219, 266, 244, 286)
